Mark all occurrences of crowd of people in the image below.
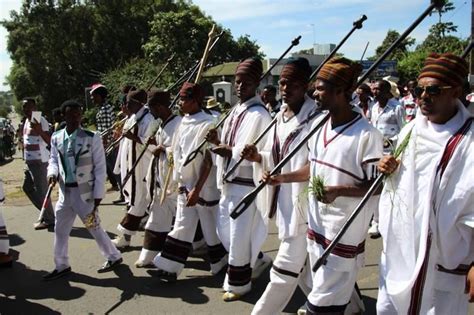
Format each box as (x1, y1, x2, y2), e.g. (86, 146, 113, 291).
(1, 51, 473, 315)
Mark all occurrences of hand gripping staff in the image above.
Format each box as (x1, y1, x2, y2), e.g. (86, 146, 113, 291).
(121, 25, 219, 187)
(311, 0, 451, 273)
(222, 15, 367, 182)
(230, 0, 446, 221)
(37, 179, 56, 224)
(181, 35, 302, 168)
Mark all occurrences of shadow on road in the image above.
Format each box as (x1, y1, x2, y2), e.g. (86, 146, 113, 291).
(69, 227, 117, 241)
(0, 157, 15, 167)
(0, 259, 86, 314)
(67, 264, 221, 313)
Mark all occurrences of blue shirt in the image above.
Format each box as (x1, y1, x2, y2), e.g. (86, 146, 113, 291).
(63, 129, 77, 184)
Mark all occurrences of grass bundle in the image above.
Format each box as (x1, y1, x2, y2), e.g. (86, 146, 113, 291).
(308, 175, 326, 201)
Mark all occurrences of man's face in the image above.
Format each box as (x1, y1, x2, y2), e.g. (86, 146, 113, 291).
(234, 74, 259, 101)
(149, 103, 166, 119)
(407, 80, 417, 96)
(372, 82, 389, 102)
(416, 77, 459, 121)
(279, 78, 307, 107)
(91, 92, 102, 106)
(178, 97, 197, 114)
(313, 79, 339, 111)
(22, 102, 36, 119)
(261, 88, 276, 104)
(125, 100, 141, 114)
(64, 106, 82, 128)
(356, 88, 369, 103)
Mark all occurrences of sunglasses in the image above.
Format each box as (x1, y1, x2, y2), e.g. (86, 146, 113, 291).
(413, 85, 452, 98)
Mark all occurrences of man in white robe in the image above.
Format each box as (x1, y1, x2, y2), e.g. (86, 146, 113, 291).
(377, 52, 474, 315)
(241, 58, 318, 314)
(206, 58, 272, 301)
(268, 58, 383, 314)
(135, 90, 181, 267)
(149, 83, 227, 282)
(112, 89, 157, 248)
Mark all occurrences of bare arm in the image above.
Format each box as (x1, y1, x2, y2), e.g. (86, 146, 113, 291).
(186, 150, 212, 207)
(263, 163, 310, 185)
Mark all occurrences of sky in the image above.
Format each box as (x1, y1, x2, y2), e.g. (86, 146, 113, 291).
(0, 0, 471, 91)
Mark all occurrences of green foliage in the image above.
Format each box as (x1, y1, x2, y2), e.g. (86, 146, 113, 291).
(372, 1, 468, 83)
(2, 0, 176, 116)
(369, 30, 415, 62)
(82, 106, 98, 129)
(396, 50, 429, 82)
(3, 0, 261, 118)
(0, 92, 15, 118)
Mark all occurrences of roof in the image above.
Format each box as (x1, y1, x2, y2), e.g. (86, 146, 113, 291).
(203, 61, 270, 78)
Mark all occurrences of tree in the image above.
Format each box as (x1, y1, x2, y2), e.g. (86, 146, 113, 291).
(2, 0, 170, 114)
(3, 0, 262, 116)
(369, 30, 415, 62)
(142, 5, 262, 85)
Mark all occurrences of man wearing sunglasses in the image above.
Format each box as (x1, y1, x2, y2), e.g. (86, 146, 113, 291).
(377, 53, 473, 314)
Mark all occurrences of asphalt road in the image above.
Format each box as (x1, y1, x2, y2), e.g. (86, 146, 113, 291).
(0, 184, 389, 315)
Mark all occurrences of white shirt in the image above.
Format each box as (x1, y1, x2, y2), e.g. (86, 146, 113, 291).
(23, 116, 50, 163)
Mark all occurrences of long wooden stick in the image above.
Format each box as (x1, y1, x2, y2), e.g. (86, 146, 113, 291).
(230, 0, 446, 220)
(37, 182, 55, 223)
(160, 25, 219, 202)
(224, 14, 367, 181)
(310, 0, 446, 273)
(182, 35, 302, 168)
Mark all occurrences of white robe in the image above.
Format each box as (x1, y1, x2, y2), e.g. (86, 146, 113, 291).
(307, 113, 383, 271)
(253, 96, 319, 239)
(144, 115, 182, 205)
(172, 111, 219, 202)
(122, 107, 158, 207)
(216, 95, 272, 195)
(378, 101, 474, 314)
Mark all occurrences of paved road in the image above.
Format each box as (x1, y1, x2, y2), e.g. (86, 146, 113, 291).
(0, 186, 386, 315)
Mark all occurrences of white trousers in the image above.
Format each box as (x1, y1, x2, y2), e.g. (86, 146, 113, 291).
(306, 248, 358, 312)
(54, 187, 121, 270)
(137, 194, 176, 264)
(0, 209, 9, 254)
(119, 182, 149, 235)
(252, 232, 309, 315)
(218, 192, 262, 294)
(144, 194, 176, 232)
(153, 194, 225, 276)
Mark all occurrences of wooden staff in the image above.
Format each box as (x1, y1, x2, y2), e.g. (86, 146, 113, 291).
(104, 53, 177, 155)
(159, 24, 219, 203)
(230, 0, 446, 220)
(311, 36, 474, 273)
(309, 15, 366, 82)
(146, 53, 176, 92)
(37, 181, 55, 223)
(223, 14, 367, 182)
(181, 35, 302, 168)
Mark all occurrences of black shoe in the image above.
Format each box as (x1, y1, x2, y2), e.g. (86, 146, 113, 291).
(147, 269, 177, 282)
(97, 258, 123, 273)
(43, 267, 72, 281)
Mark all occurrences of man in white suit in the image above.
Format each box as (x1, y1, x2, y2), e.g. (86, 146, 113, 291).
(44, 100, 122, 281)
